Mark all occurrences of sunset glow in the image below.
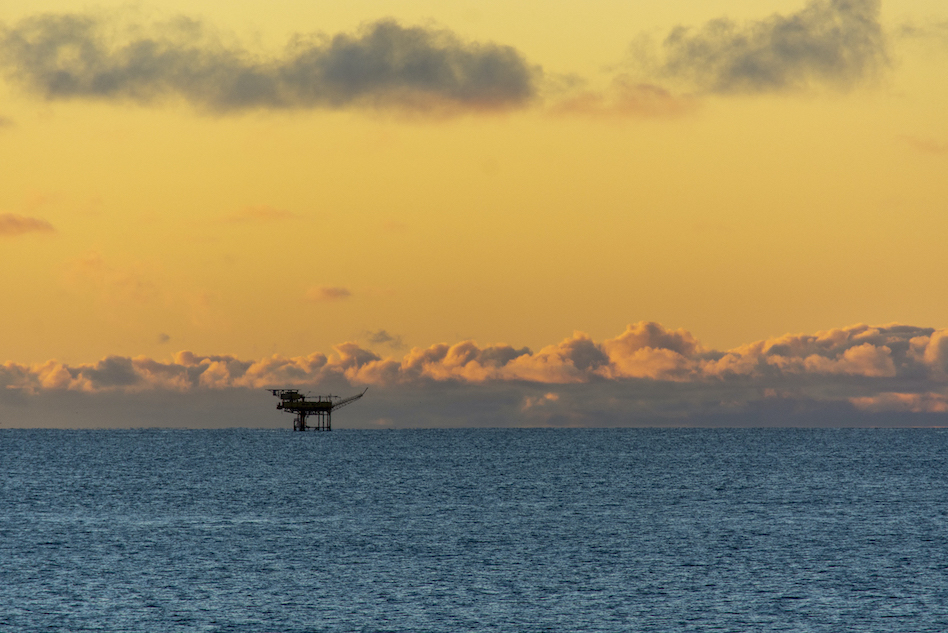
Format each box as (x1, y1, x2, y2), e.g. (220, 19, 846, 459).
(2, 0, 946, 426)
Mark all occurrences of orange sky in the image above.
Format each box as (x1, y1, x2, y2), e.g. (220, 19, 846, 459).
(1, 0, 947, 426)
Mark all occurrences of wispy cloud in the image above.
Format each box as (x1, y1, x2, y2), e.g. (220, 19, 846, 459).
(549, 77, 698, 118)
(0, 14, 540, 114)
(0, 213, 55, 236)
(851, 391, 948, 413)
(306, 286, 352, 301)
(63, 251, 159, 305)
(895, 20, 948, 45)
(902, 136, 948, 156)
(635, 0, 887, 94)
(382, 220, 409, 232)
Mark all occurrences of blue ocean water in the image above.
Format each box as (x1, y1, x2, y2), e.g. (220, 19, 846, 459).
(2, 428, 948, 632)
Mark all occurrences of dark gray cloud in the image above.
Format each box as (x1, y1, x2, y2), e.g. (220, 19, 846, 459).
(75, 356, 140, 388)
(0, 14, 540, 113)
(645, 0, 887, 93)
(367, 329, 405, 349)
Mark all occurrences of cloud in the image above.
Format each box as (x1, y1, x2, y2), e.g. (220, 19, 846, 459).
(157, 333, 171, 344)
(0, 14, 540, 114)
(895, 21, 948, 46)
(382, 220, 409, 232)
(306, 285, 351, 301)
(637, 0, 887, 93)
(64, 251, 159, 305)
(902, 136, 948, 156)
(521, 391, 559, 412)
(550, 78, 698, 118)
(6, 321, 948, 426)
(850, 391, 948, 413)
(367, 329, 405, 349)
(2, 321, 943, 390)
(0, 213, 55, 236)
(225, 205, 297, 223)
(0, 115, 13, 127)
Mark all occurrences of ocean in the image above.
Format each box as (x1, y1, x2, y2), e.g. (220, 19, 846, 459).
(2, 428, 947, 632)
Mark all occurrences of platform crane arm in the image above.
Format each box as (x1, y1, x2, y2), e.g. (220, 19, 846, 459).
(331, 387, 368, 412)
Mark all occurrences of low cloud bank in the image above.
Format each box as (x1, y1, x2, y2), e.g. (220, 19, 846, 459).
(4, 322, 948, 426)
(0, 14, 538, 113)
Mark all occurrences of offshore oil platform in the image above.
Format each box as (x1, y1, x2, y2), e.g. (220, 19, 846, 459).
(270, 388, 367, 431)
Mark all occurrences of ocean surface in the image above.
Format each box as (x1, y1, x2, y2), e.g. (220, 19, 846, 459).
(2, 428, 948, 632)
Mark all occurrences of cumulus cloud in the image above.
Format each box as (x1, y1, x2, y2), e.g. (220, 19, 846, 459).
(6, 321, 948, 425)
(0, 13, 539, 113)
(306, 286, 351, 301)
(0, 213, 55, 236)
(2, 321, 943, 389)
(600, 322, 705, 380)
(637, 0, 887, 93)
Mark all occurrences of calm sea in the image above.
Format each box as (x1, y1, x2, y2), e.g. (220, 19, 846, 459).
(2, 428, 947, 632)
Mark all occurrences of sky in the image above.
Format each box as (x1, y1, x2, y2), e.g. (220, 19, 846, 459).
(1, 0, 947, 428)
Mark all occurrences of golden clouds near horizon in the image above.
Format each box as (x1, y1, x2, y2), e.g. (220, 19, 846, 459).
(0, 0, 946, 367)
(5, 323, 948, 424)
